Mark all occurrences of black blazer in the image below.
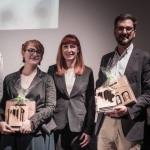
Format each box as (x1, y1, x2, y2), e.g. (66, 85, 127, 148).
(48, 65, 95, 136)
(95, 47, 150, 141)
(0, 67, 56, 134)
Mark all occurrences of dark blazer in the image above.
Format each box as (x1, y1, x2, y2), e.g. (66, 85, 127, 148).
(0, 67, 56, 134)
(48, 65, 95, 136)
(95, 47, 150, 141)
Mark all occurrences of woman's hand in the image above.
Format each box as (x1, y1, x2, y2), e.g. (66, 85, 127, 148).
(0, 121, 15, 134)
(79, 133, 91, 147)
(20, 120, 34, 134)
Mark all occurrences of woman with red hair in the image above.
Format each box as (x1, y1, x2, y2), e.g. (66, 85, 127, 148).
(48, 34, 95, 150)
(0, 40, 56, 150)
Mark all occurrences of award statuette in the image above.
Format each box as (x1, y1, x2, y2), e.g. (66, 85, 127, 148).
(5, 97, 36, 131)
(4, 79, 37, 131)
(96, 75, 137, 112)
(96, 58, 136, 112)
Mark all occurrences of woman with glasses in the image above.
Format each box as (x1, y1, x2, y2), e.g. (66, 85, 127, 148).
(0, 39, 56, 150)
(47, 34, 95, 150)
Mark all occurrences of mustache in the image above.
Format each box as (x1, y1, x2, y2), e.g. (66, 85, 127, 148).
(119, 34, 129, 39)
(119, 32, 132, 38)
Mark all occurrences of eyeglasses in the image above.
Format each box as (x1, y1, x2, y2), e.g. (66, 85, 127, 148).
(25, 48, 43, 56)
(116, 26, 134, 33)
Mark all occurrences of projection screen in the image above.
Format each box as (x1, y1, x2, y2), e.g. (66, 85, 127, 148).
(0, 0, 59, 30)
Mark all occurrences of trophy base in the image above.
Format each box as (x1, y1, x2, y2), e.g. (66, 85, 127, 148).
(97, 106, 115, 112)
(11, 126, 20, 131)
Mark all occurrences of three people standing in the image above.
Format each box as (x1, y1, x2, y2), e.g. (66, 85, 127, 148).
(0, 13, 150, 150)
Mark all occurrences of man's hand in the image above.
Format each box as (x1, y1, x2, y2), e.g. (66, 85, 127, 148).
(104, 105, 129, 117)
(20, 120, 34, 134)
(80, 133, 91, 147)
(0, 121, 15, 134)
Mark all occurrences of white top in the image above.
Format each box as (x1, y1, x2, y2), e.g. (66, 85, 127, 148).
(65, 69, 76, 95)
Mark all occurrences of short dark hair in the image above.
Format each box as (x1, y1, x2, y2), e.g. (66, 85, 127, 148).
(114, 14, 137, 30)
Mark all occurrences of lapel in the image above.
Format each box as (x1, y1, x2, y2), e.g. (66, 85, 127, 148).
(12, 67, 43, 94)
(57, 74, 69, 97)
(124, 47, 139, 77)
(104, 52, 115, 67)
(109, 52, 115, 65)
(70, 74, 80, 97)
(30, 68, 43, 90)
(12, 70, 21, 86)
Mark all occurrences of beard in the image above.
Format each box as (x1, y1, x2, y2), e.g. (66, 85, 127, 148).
(115, 34, 134, 46)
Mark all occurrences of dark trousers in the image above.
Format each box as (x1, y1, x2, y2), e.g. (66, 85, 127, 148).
(0, 133, 54, 150)
(141, 124, 150, 150)
(54, 124, 89, 150)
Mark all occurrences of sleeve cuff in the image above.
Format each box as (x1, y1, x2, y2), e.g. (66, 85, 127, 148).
(127, 107, 140, 120)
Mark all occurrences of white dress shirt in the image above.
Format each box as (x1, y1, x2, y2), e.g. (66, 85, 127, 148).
(65, 70, 76, 95)
(109, 43, 133, 79)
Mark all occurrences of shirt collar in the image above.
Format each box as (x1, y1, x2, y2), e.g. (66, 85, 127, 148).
(114, 43, 133, 59)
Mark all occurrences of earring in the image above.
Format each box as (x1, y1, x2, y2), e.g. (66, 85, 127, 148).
(38, 62, 41, 65)
(22, 57, 25, 63)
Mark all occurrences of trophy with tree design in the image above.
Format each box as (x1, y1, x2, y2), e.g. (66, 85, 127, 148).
(96, 58, 136, 112)
(5, 79, 36, 131)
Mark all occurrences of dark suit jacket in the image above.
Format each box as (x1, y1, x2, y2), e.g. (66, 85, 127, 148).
(0, 67, 56, 134)
(95, 47, 150, 141)
(48, 65, 95, 136)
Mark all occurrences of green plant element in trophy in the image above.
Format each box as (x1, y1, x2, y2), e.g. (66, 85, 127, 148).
(15, 95, 27, 102)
